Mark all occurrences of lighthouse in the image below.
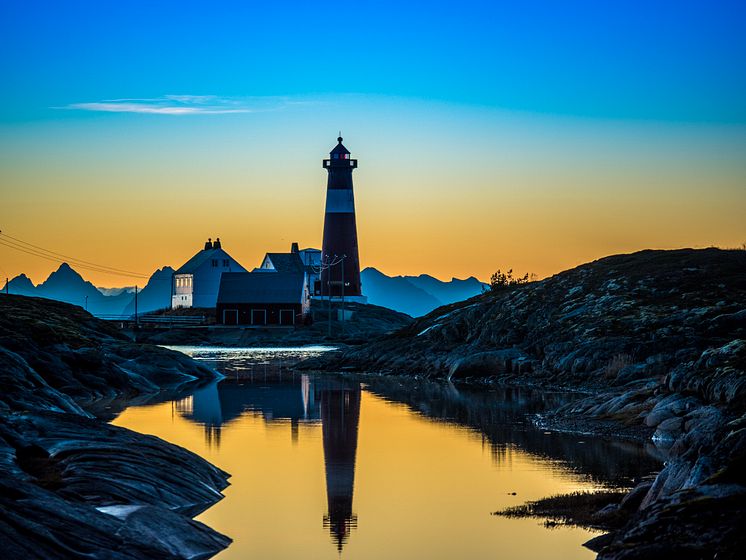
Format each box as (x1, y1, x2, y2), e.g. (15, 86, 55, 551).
(320, 136, 363, 299)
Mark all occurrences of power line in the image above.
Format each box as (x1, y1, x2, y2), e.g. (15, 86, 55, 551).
(0, 232, 149, 279)
(0, 231, 147, 276)
(0, 238, 149, 279)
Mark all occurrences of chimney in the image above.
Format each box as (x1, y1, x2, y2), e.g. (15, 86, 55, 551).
(204, 238, 213, 250)
(213, 237, 222, 249)
(291, 242, 299, 254)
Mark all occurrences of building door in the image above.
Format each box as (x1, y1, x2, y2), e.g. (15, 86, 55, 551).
(251, 309, 267, 325)
(279, 309, 295, 326)
(223, 309, 239, 325)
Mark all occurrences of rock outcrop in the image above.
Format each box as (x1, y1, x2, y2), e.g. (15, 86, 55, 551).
(300, 248, 746, 558)
(0, 295, 231, 559)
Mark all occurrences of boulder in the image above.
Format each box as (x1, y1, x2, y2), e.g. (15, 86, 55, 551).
(448, 349, 527, 380)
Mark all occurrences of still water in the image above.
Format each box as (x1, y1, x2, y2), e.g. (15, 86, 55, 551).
(111, 347, 660, 560)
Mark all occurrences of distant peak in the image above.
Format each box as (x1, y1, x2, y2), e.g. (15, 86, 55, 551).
(149, 266, 175, 279)
(8, 273, 36, 289)
(51, 263, 82, 277)
(44, 263, 86, 284)
(361, 266, 386, 277)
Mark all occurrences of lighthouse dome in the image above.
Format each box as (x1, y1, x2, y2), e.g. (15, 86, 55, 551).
(330, 137, 351, 158)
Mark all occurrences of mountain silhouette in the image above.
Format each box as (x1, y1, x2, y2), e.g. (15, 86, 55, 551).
(121, 267, 174, 316)
(3, 263, 166, 316)
(406, 274, 486, 306)
(4, 274, 36, 296)
(35, 263, 104, 305)
(97, 286, 135, 297)
(360, 267, 486, 316)
(3, 264, 484, 318)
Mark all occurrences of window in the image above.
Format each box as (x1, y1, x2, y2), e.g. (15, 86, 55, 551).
(212, 259, 218, 267)
(343, 154, 349, 159)
(223, 259, 229, 267)
(333, 153, 339, 159)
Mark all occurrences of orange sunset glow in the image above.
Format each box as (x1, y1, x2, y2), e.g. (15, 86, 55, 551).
(2, 98, 744, 287)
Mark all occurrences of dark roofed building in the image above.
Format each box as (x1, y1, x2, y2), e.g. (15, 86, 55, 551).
(216, 271, 310, 326)
(258, 251, 305, 274)
(258, 242, 323, 296)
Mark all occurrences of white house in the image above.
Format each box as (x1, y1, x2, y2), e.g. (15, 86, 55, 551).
(172, 238, 247, 309)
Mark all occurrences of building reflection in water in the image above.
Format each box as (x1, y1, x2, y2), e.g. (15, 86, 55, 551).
(175, 382, 225, 448)
(175, 373, 361, 552)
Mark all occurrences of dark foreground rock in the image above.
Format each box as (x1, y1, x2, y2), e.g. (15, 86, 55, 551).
(300, 248, 746, 559)
(0, 295, 230, 559)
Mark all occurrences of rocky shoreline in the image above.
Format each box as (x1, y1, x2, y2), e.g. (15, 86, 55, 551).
(0, 295, 231, 559)
(299, 248, 746, 559)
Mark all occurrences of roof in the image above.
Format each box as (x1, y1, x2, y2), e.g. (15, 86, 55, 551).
(217, 272, 306, 305)
(330, 136, 350, 156)
(265, 252, 305, 274)
(175, 247, 244, 274)
(297, 248, 322, 270)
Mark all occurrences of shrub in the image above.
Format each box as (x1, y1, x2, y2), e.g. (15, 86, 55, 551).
(490, 268, 531, 291)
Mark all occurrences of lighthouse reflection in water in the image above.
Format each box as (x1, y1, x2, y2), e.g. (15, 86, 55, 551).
(177, 373, 361, 551)
(114, 348, 660, 560)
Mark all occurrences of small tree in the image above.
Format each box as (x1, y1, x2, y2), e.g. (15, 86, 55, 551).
(490, 268, 531, 291)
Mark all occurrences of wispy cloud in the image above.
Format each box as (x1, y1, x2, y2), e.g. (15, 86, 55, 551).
(61, 95, 291, 115)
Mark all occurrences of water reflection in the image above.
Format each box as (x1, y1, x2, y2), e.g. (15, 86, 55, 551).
(320, 379, 361, 551)
(112, 348, 661, 559)
(360, 377, 662, 486)
(176, 374, 323, 449)
(176, 372, 362, 550)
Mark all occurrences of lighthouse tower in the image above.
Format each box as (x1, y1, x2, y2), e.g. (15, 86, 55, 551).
(320, 136, 363, 299)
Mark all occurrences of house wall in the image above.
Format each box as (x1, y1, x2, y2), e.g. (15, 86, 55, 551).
(302, 280, 311, 315)
(191, 249, 247, 308)
(172, 293, 193, 308)
(298, 249, 322, 296)
(216, 303, 304, 326)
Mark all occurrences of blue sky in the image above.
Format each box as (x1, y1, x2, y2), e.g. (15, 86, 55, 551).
(1, 0, 745, 285)
(2, 0, 745, 123)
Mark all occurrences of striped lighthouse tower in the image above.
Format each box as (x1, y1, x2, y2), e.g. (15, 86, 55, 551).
(320, 136, 363, 299)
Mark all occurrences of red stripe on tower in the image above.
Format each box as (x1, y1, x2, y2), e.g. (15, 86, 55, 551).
(320, 136, 362, 297)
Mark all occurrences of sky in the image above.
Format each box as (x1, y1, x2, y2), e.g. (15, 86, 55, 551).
(1, 0, 745, 287)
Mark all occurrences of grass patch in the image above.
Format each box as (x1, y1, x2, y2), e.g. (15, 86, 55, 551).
(492, 490, 628, 530)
